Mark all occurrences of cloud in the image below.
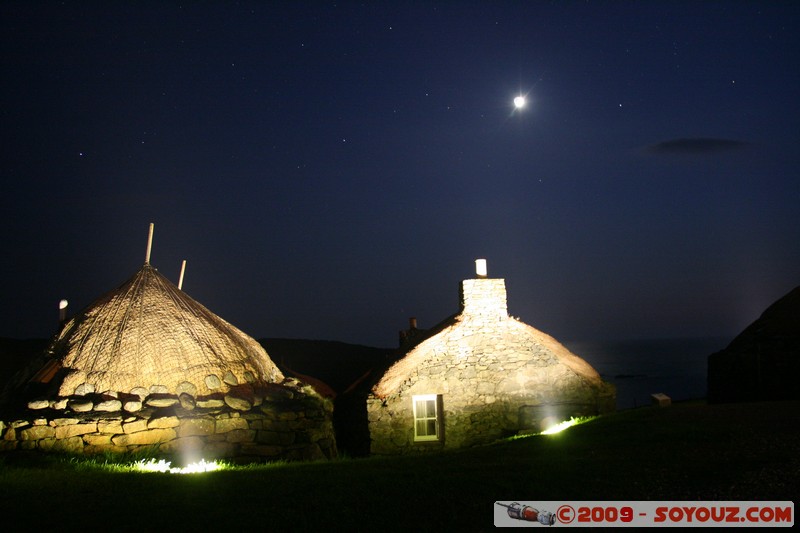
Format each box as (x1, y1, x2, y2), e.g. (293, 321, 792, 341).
(646, 138, 750, 155)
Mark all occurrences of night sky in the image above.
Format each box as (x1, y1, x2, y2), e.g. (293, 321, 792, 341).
(2, 1, 798, 348)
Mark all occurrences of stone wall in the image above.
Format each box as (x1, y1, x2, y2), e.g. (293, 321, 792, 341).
(0, 378, 336, 462)
(368, 278, 615, 455)
(460, 279, 508, 319)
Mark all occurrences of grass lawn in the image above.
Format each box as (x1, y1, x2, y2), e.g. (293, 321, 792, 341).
(1, 400, 797, 531)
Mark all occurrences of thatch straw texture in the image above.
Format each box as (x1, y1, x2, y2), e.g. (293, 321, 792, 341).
(49, 264, 282, 397)
(372, 315, 604, 398)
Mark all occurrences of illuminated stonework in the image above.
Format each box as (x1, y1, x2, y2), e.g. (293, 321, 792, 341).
(0, 261, 336, 462)
(367, 270, 616, 455)
(0, 377, 336, 461)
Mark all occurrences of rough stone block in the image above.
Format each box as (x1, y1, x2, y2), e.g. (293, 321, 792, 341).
(148, 416, 180, 429)
(52, 418, 80, 426)
(50, 399, 69, 410)
(178, 418, 215, 437)
(74, 383, 95, 395)
(55, 422, 98, 439)
(179, 393, 196, 410)
(94, 400, 122, 412)
(176, 381, 197, 396)
(130, 387, 148, 400)
(196, 398, 225, 409)
(146, 396, 178, 408)
(27, 400, 50, 410)
(223, 371, 238, 386)
(123, 400, 143, 412)
(225, 429, 256, 443)
(51, 436, 84, 453)
(112, 428, 177, 446)
(203, 441, 235, 456)
(20, 425, 56, 440)
(97, 420, 124, 434)
(69, 400, 94, 412)
(122, 419, 149, 434)
(205, 374, 222, 389)
(83, 434, 114, 446)
(224, 395, 252, 411)
(215, 417, 248, 433)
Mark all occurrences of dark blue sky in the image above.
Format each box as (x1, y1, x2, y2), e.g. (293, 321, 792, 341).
(2, 1, 798, 347)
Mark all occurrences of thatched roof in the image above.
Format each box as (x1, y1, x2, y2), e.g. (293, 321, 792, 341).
(45, 263, 283, 397)
(372, 314, 604, 398)
(369, 275, 612, 403)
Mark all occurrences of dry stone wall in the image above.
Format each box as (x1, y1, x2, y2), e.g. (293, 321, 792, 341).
(368, 279, 616, 455)
(0, 378, 336, 462)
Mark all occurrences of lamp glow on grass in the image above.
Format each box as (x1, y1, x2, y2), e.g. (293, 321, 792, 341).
(134, 458, 223, 474)
(540, 416, 594, 435)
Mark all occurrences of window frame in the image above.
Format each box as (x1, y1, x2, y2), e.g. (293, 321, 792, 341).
(412, 393, 443, 442)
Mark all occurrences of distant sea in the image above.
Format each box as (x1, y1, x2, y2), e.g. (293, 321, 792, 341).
(563, 337, 731, 411)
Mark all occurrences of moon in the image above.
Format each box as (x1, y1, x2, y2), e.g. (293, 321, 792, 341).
(513, 95, 526, 109)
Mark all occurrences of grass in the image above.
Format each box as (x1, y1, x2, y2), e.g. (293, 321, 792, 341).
(1, 400, 797, 531)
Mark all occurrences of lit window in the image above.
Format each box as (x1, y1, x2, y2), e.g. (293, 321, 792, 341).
(413, 394, 442, 442)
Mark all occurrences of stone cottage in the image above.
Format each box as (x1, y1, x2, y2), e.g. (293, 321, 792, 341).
(367, 261, 615, 455)
(0, 226, 336, 462)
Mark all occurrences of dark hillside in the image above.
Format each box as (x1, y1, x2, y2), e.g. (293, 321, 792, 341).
(0, 337, 49, 382)
(258, 338, 395, 396)
(708, 285, 800, 403)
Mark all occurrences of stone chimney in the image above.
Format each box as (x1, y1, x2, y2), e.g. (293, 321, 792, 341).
(459, 259, 508, 319)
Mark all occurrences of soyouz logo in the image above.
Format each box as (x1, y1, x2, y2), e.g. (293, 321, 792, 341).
(493, 501, 794, 527)
(495, 502, 556, 525)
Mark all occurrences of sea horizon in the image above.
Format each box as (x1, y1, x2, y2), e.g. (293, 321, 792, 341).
(564, 336, 731, 411)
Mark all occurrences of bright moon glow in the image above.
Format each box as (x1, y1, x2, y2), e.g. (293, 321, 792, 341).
(135, 458, 222, 474)
(513, 95, 526, 109)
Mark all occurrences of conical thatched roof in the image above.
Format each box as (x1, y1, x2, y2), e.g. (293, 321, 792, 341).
(372, 277, 612, 401)
(373, 314, 607, 399)
(46, 263, 283, 398)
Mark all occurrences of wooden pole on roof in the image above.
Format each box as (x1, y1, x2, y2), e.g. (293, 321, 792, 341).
(178, 260, 187, 290)
(145, 223, 154, 264)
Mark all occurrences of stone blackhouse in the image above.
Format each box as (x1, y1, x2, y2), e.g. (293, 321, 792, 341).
(0, 229, 336, 463)
(367, 262, 616, 455)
